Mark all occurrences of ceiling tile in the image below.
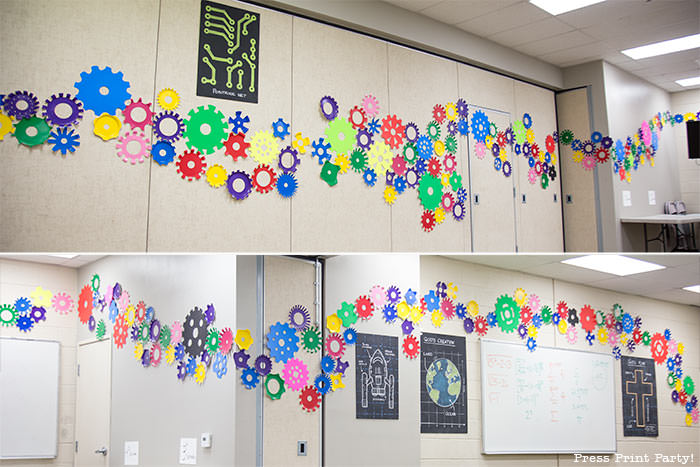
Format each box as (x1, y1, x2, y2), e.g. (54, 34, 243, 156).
(515, 31, 599, 58)
(383, 0, 443, 12)
(419, 0, 518, 26)
(456, 2, 549, 37)
(489, 17, 574, 48)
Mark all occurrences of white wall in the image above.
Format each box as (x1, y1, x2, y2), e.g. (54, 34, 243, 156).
(76, 255, 238, 467)
(670, 90, 700, 213)
(0, 259, 78, 467)
(419, 256, 699, 466)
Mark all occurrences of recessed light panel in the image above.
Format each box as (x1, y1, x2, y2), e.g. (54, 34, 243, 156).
(676, 76, 700, 87)
(682, 285, 700, 294)
(622, 33, 700, 60)
(561, 255, 666, 276)
(529, 0, 605, 16)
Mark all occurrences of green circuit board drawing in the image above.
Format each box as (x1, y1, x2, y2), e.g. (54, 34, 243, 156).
(197, 1, 259, 103)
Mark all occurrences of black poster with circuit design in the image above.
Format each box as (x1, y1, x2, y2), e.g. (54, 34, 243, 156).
(197, 0, 259, 103)
(621, 355, 658, 437)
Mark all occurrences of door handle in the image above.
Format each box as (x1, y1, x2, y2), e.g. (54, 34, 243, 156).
(95, 447, 108, 456)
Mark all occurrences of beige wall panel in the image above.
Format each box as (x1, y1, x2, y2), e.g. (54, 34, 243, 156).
(387, 44, 469, 252)
(147, 0, 293, 251)
(458, 66, 516, 114)
(324, 254, 421, 466)
(290, 18, 391, 252)
(556, 88, 598, 252)
(513, 81, 563, 252)
(263, 256, 319, 467)
(0, 0, 157, 251)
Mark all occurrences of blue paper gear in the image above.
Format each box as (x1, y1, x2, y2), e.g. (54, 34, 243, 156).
(151, 141, 176, 166)
(266, 321, 300, 363)
(74, 65, 131, 115)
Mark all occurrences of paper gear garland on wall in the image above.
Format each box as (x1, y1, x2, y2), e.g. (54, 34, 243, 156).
(1, 273, 697, 426)
(2, 66, 696, 233)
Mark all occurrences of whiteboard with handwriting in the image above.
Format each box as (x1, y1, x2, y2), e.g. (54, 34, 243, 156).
(480, 339, 616, 454)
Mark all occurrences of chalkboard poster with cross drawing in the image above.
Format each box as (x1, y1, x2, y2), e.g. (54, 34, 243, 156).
(197, 1, 259, 103)
(621, 355, 658, 437)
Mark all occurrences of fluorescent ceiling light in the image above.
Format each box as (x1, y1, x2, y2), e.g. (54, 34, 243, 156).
(46, 254, 78, 259)
(622, 33, 700, 60)
(529, 0, 605, 16)
(676, 76, 700, 87)
(682, 285, 700, 294)
(561, 255, 665, 276)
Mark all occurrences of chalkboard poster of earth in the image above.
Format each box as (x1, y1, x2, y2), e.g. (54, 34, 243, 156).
(420, 332, 467, 433)
(197, 0, 259, 103)
(621, 355, 658, 437)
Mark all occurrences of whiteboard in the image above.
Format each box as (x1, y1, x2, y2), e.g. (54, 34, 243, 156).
(480, 338, 616, 454)
(0, 337, 60, 459)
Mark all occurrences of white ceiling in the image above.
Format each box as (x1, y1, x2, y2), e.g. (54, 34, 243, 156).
(0, 254, 104, 268)
(443, 254, 700, 306)
(383, 0, 700, 92)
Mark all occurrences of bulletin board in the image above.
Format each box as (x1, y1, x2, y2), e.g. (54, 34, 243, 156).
(0, 338, 60, 459)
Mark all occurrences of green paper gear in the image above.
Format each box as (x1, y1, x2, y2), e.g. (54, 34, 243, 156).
(444, 135, 457, 154)
(183, 104, 227, 155)
(612, 303, 624, 320)
(426, 120, 441, 142)
(641, 331, 651, 345)
(667, 373, 677, 387)
(494, 294, 520, 333)
(418, 175, 443, 211)
(324, 118, 356, 155)
(559, 128, 574, 145)
(596, 310, 605, 327)
(350, 149, 367, 172)
(540, 305, 552, 324)
(541, 173, 549, 189)
(403, 143, 418, 165)
(301, 326, 322, 353)
(206, 327, 220, 353)
(0, 304, 18, 326)
(95, 319, 106, 339)
(14, 117, 51, 147)
(320, 161, 340, 187)
(683, 376, 695, 396)
(512, 120, 526, 145)
(449, 173, 463, 191)
(265, 373, 286, 400)
(91, 274, 101, 292)
(139, 322, 150, 343)
(337, 301, 358, 327)
(159, 324, 171, 347)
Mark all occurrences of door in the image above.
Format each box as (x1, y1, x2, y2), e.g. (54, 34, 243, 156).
(75, 339, 111, 466)
(468, 106, 517, 251)
(263, 256, 321, 466)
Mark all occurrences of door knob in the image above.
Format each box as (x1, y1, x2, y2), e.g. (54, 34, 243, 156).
(95, 447, 108, 456)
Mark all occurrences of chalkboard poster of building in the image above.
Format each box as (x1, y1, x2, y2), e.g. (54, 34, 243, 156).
(197, 1, 259, 103)
(621, 355, 658, 437)
(355, 333, 399, 420)
(420, 333, 467, 433)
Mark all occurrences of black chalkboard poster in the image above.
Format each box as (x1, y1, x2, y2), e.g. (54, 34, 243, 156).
(197, 1, 259, 103)
(621, 355, 658, 437)
(355, 333, 398, 419)
(420, 333, 467, 433)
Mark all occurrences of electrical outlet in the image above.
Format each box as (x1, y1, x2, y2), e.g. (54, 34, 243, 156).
(200, 433, 211, 448)
(297, 441, 307, 456)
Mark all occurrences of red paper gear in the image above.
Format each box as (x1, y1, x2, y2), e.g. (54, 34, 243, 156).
(595, 147, 610, 163)
(113, 313, 128, 349)
(252, 164, 277, 194)
(441, 298, 455, 319)
(421, 210, 436, 232)
(650, 332, 669, 365)
(176, 149, 207, 181)
(496, 131, 507, 149)
(556, 300, 568, 319)
(427, 157, 441, 177)
(77, 284, 93, 324)
(392, 155, 407, 176)
(632, 328, 643, 344)
(419, 297, 428, 312)
(348, 105, 367, 130)
(474, 315, 488, 336)
(402, 335, 420, 359)
(520, 305, 533, 325)
(678, 391, 688, 405)
(579, 304, 596, 333)
(605, 313, 616, 329)
(355, 295, 374, 320)
(219, 327, 234, 354)
(299, 385, 321, 412)
(381, 114, 405, 149)
(545, 134, 556, 153)
(135, 300, 146, 323)
(432, 104, 446, 124)
(223, 131, 250, 160)
(325, 333, 346, 359)
(531, 143, 540, 159)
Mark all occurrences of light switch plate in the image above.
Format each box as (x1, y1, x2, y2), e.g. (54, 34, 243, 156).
(648, 190, 656, 205)
(180, 438, 196, 465)
(622, 190, 632, 207)
(298, 440, 307, 456)
(124, 441, 139, 466)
